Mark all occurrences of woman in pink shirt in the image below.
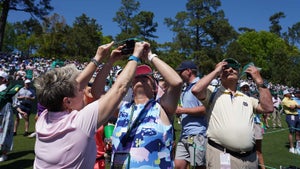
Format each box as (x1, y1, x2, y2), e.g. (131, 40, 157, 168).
(33, 41, 149, 169)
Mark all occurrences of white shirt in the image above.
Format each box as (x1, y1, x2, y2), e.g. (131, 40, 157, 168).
(203, 85, 259, 152)
(0, 84, 7, 92)
(272, 96, 281, 108)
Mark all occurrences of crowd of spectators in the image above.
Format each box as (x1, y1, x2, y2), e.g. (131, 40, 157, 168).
(0, 52, 121, 83)
(0, 52, 298, 99)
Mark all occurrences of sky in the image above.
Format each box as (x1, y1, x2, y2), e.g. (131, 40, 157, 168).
(6, 0, 300, 44)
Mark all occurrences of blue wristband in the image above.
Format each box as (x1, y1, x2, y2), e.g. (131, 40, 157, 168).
(128, 55, 141, 63)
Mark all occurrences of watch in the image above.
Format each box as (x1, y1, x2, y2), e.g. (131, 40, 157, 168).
(256, 81, 267, 88)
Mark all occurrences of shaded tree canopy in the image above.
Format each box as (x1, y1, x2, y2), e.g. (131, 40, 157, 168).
(228, 30, 300, 86)
(0, 0, 53, 50)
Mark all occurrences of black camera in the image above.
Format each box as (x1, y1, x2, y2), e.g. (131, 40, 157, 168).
(121, 39, 135, 55)
(115, 38, 141, 55)
(246, 73, 252, 80)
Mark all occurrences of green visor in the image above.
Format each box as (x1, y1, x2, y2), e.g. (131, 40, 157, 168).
(223, 58, 241, 70)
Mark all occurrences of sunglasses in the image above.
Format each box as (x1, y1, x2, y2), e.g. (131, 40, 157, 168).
(224, 64, 240, 70)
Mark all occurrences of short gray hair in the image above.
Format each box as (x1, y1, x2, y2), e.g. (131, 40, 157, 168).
(34, 64, 80, 112)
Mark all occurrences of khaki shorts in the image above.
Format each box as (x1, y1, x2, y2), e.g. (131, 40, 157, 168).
(206, 143, 257, 168)
(175, 135, 206, 166)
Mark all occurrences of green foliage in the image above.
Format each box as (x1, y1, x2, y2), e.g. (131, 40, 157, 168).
(35, 14, 69, 59)
(2, 23, 16, 52)
(113, 0, 158, 44)
(113, 0, 140, 39)
(269, 12, 286, 37)
(230, 31, 300, 87)
(34, 13, 103, 61)
(284, 22, 300, 47)
(0, 0, 53, 50)
(164, 0, 238, 75)
(66, 14, 103, 61)
(132, 11, 158, 39)
(157, 46, 184, 69)
(10, 19, 43, 56)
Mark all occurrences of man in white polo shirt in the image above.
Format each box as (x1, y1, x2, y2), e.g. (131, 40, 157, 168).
(191, 58, 273, 168)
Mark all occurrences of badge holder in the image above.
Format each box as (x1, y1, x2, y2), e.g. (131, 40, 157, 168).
(220, 149, 231, 169)
(112, 151, 131, 169)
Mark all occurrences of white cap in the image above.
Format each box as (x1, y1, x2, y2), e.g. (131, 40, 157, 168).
(283, 89, 290, 95)
(0, 71, 8, 80)
(239, 82, 250, 88)
(25, 79, 31, 84)
(210, 79, 218, 86)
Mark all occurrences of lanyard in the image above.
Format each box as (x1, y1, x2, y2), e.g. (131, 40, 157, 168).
(121, 99, 155, 146)
(126, 103, 135, 133)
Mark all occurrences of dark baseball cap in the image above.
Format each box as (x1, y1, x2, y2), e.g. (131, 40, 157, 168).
(176, 60, 197, 71)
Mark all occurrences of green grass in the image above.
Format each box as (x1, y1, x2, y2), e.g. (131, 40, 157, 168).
(0, 113, 36, 169)
(0, 114, 300, 169)
(262, 126, 300, 168)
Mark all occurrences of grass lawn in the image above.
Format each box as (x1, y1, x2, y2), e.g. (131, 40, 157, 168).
(0, 113, 36, 169)
(1, 114, 300, 169)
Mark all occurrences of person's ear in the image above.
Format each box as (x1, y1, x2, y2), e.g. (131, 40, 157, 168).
(63, 97, 71, 105)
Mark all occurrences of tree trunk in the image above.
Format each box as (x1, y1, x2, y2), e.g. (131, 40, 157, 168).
(0, 0, 10, 51)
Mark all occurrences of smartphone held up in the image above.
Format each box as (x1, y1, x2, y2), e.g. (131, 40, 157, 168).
(114, 38, 142, 55)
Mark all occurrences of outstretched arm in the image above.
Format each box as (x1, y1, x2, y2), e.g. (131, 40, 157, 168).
(97, 41, 149, 126)
(192, 61, 225, 100)
(147, 51, 183, 115)
(91, 45, 123, 99)
(246, 66, 273, 113)
(76, 42, 114, 91)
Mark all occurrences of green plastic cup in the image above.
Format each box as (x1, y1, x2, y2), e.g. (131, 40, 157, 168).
(104, 124, 115, 138)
